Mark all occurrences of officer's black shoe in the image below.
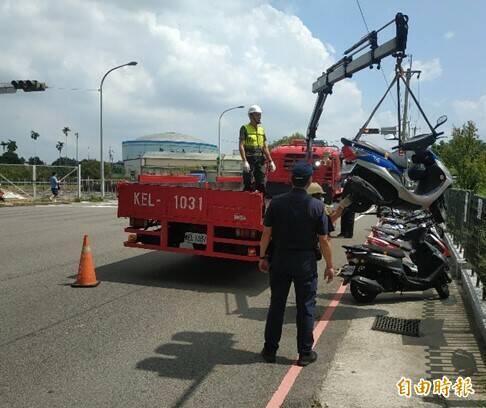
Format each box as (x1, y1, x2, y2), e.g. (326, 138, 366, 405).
(261, 348, 276, 363)
(297, 351, 317, 367)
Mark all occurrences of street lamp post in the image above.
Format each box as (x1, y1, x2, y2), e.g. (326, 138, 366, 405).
(99, 61, 137, 198)
(75, 132, 79, 163)
(218, 105, 244, 175)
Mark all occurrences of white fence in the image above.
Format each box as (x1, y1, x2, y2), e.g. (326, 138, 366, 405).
(0, 163, 120, 201)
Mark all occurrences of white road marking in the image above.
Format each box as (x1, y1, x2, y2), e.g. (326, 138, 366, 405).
(355, 206, 376, 221)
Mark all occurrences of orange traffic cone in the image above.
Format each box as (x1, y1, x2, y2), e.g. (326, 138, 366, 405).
(72, 235, 100, 287)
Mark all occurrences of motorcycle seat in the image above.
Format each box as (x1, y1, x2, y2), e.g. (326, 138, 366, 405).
(401, 133, 436, 152)
(378, 236, 412, 252)
(365, 244, 406, 258)
(366, 251, 404, 269)
(342, 244, 368, 252)
(372, 225, 401, 238)
(402, 225, 428, 241)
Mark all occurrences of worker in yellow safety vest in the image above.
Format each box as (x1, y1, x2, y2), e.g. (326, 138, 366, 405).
(239, 105, 276, 195)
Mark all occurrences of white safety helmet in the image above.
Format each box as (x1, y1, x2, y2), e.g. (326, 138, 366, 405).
(248, 105, 262, 115)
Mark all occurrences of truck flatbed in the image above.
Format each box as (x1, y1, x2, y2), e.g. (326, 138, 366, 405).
(117, 175, 264, 261)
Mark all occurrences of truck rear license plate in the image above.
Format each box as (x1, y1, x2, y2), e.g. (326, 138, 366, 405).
(184, 232, 207, 245)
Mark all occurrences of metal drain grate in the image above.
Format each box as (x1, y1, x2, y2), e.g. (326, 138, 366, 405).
(372, 315, 421, 337)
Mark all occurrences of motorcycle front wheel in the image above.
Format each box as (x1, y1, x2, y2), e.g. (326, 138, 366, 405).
(350, 281, 378, 303)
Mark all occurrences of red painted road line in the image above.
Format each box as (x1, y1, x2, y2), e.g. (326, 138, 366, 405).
(266, 284, 347, 408)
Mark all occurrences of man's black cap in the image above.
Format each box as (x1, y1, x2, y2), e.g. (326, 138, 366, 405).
(292, 162, 313, 180)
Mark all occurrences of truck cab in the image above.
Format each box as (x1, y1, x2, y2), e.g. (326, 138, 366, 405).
(267, 139, 342, 202)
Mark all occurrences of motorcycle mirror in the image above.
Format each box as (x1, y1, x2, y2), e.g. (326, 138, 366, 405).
(434, 115, 447, 129)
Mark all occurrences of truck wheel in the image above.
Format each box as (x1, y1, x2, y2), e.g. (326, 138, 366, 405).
(435, 283, 449, 299)
(350, 281, 377, 303)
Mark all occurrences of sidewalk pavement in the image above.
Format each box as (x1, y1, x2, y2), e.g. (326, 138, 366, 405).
(316, 279, 486, 407)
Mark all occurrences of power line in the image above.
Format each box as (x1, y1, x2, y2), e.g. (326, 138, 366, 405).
(48, 87, 99, 92)
(355, 0, 370, 33)
(355, 0, 397, 109)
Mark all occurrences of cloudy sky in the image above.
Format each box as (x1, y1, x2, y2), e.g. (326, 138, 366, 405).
(1, 0, 485, 163)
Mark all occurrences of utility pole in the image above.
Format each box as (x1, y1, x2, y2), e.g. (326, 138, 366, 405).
(401, 58, 421, 141)
(108, 146, 114, 174)
(75, 132, 79, 163)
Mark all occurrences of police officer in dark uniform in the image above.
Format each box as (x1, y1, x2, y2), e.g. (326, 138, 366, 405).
(258, 162, 335, 366)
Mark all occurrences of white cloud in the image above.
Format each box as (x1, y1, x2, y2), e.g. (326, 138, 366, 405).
(413, 58, 442, 82)
(0, 0, 368, 162)
(453, 94, 486, 137)
(444, 31, 455, 40)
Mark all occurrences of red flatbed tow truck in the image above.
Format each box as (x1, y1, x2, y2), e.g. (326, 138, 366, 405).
(117, 175, 264, 262)
(118, 12, 409, 263)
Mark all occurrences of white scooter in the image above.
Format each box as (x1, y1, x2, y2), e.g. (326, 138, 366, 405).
(341, 116, 452, 223)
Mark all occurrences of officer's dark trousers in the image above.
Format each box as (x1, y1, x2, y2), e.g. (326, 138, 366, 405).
(264, 252, 318, 354)
(243, 155, 266, 195)
(340, 208, 355, 237)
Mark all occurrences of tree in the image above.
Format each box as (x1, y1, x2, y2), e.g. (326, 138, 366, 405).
(31, 130, 40, 159)
(6, 139, 17, 153)
(78, 159, 113, 179)
(0, 151, 25, 164)
(433, 121, 486, 193)
(51, 157, 77, 166)
(28, 157, 45, 165)
(268, 132, 305, 149)
(56, 141, 64, 158)
(0, 139, 23, 163)
(30, 130, 39, 141)
(62, 126, 71, 157)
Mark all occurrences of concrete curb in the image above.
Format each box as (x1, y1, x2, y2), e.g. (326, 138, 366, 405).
(445, 232, 486, 346)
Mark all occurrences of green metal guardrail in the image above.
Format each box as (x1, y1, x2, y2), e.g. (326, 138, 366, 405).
(445, 189, 486, 293)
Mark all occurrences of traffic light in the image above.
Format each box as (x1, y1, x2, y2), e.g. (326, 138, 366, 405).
(361, 128, 380, 134)
(11, 80, 47, 92)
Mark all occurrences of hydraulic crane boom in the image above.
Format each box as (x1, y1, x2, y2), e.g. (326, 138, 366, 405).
(306, 13, 409, 154)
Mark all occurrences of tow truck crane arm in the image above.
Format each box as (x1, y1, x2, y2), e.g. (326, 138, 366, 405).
(306, 13, 409, 155)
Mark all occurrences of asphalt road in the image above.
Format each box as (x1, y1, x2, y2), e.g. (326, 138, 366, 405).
(0, 203, 374, 407)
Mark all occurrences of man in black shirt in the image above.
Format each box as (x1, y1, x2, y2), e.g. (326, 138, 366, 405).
(259, 162, 334, 366)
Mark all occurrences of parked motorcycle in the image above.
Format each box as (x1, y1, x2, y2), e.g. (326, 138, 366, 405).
(340, 222, 451, 303)
(368, 220, 451, 258)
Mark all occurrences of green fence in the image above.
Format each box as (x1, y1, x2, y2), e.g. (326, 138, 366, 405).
(444, 189, 486, 290)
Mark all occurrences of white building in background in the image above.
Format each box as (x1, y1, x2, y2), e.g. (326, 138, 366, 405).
(122, 132, 218, 161)
(122, 132, 241, 179)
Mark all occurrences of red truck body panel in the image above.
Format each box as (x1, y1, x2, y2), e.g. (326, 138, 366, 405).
(117, 180, 264, 261)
